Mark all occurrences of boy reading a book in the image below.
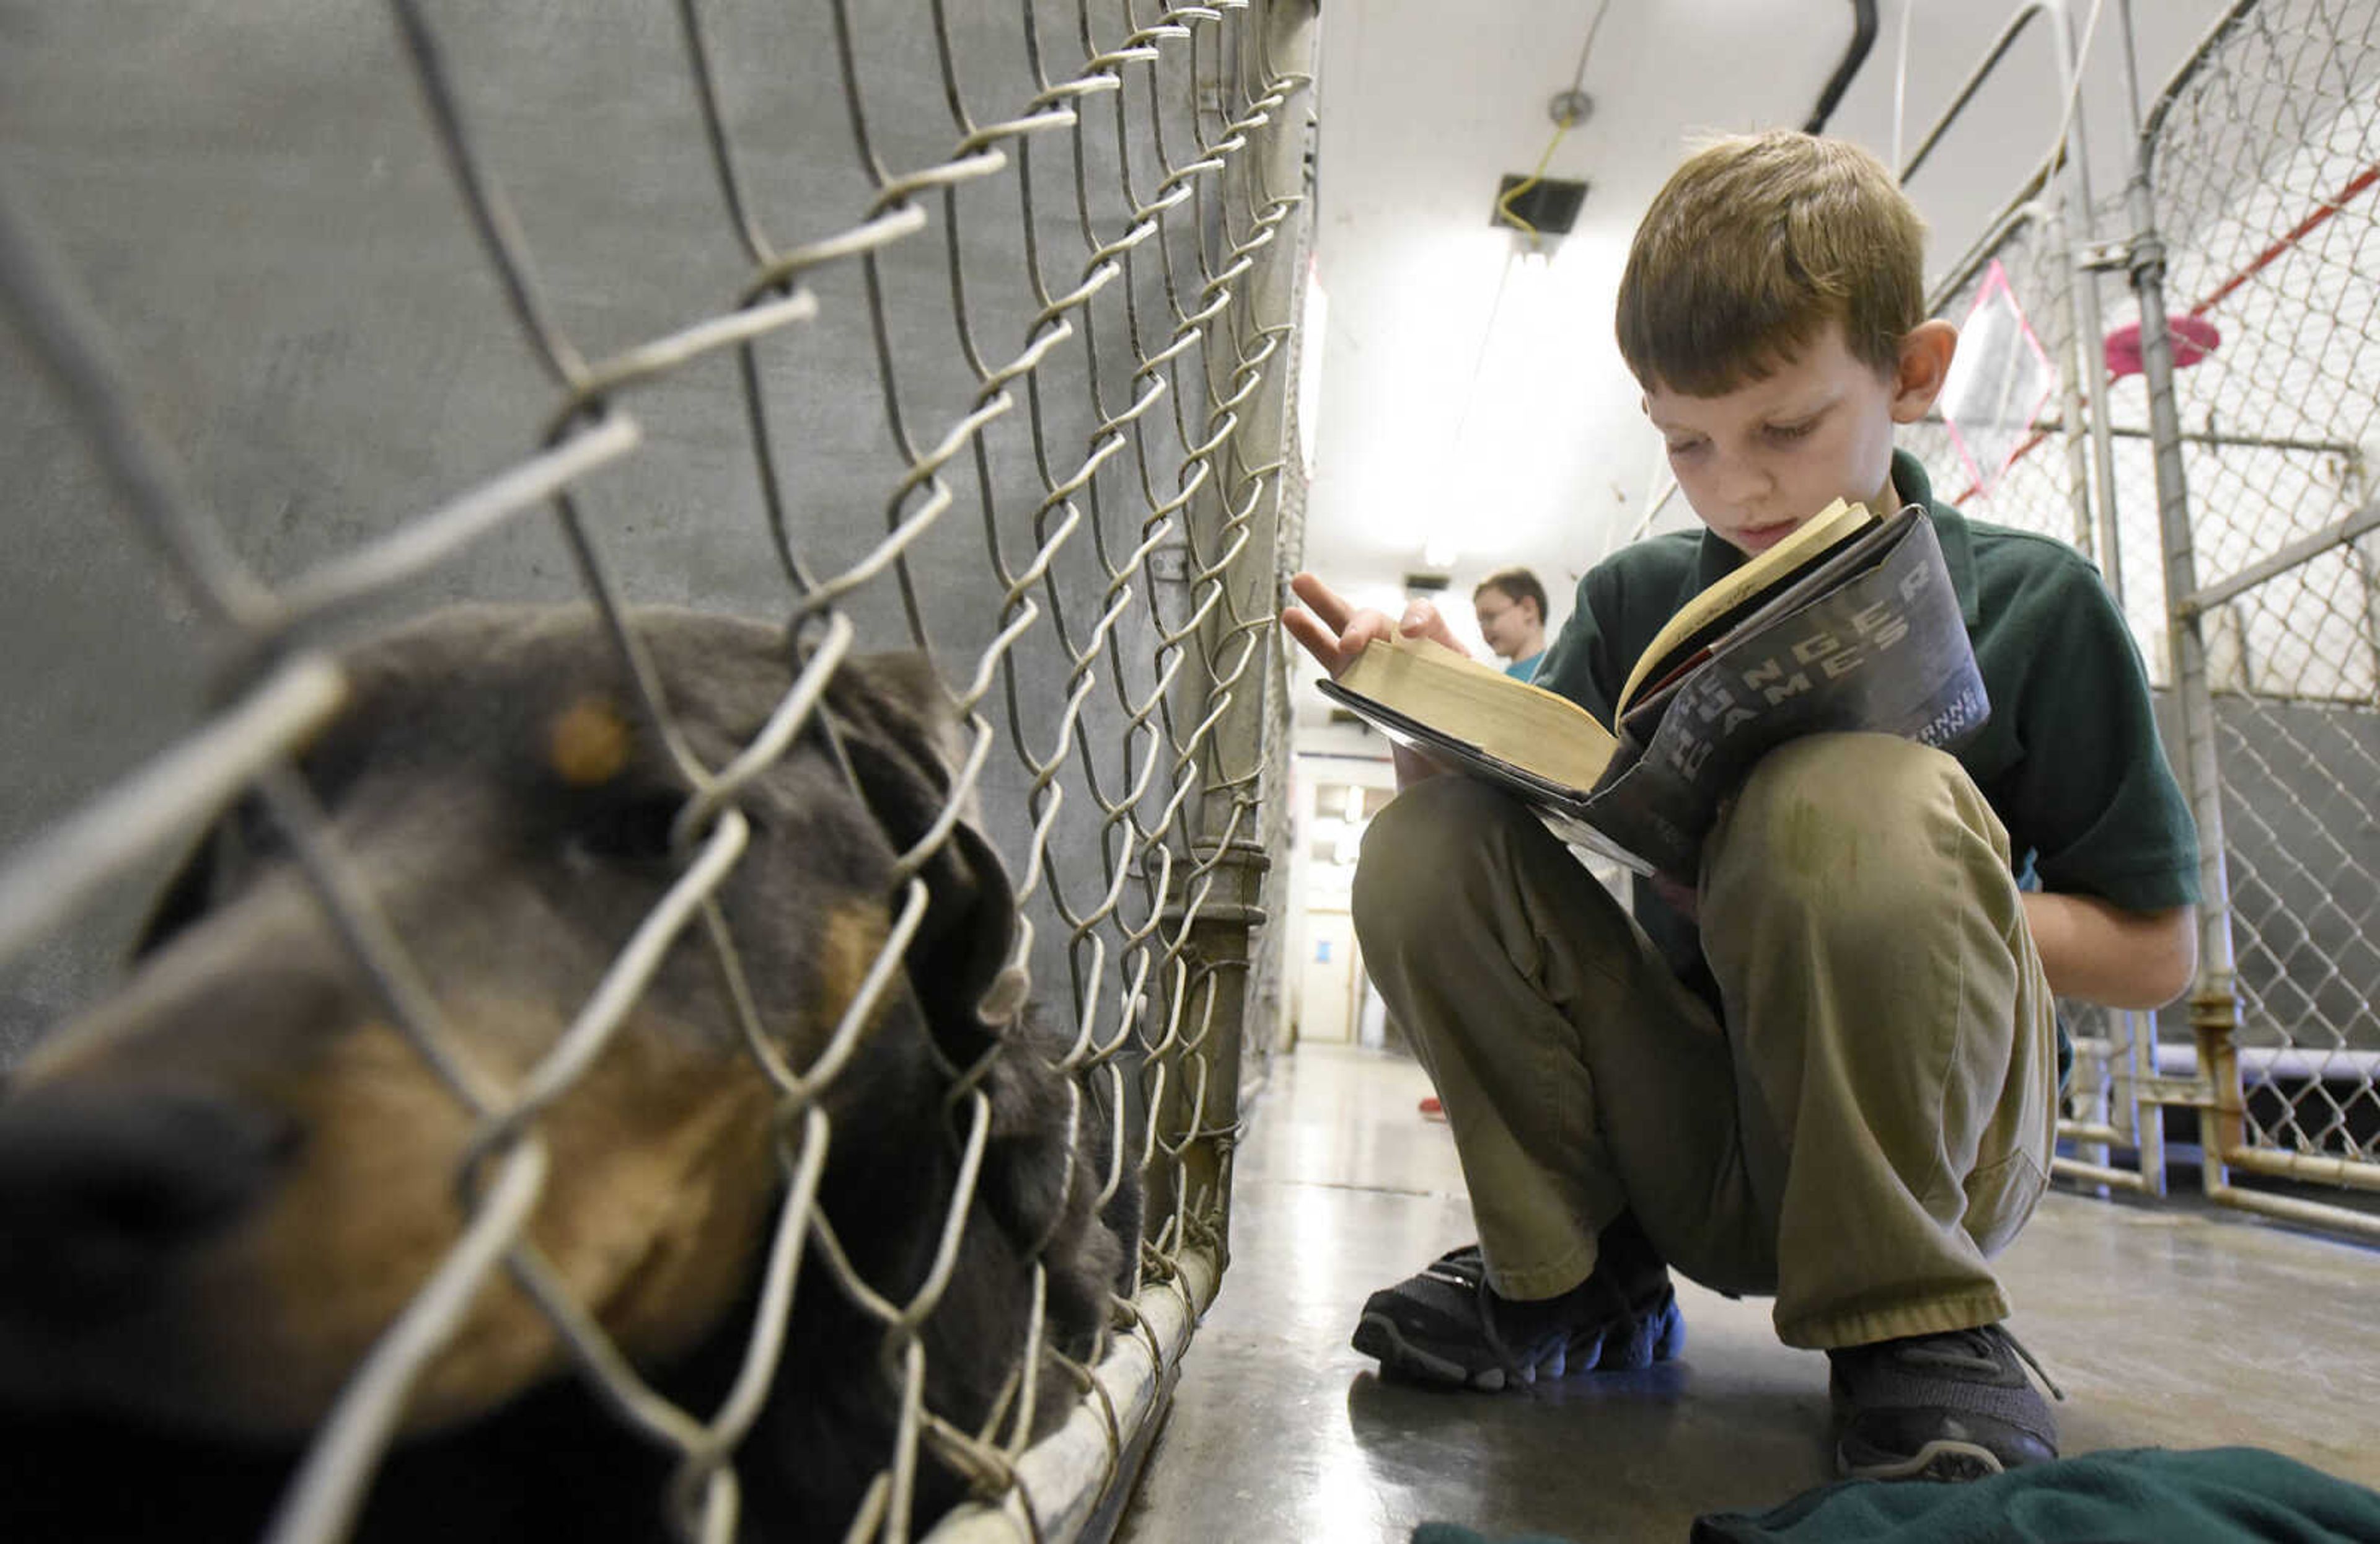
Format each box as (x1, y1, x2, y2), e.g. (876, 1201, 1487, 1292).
(1280, 130, 2199, 1482)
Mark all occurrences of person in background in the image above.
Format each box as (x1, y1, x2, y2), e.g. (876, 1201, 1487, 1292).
(1472, 567, 1550, 682)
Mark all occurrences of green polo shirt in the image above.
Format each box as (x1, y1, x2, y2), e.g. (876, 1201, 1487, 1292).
(1533, 448, 2200, 989)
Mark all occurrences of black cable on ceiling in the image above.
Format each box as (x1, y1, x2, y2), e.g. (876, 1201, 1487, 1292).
(1802, 0, 1880, 133)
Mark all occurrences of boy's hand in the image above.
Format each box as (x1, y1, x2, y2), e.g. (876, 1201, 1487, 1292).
(1282, 571, 1464, 679)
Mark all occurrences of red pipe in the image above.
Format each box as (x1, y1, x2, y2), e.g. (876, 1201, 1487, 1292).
(2188, 161, 2379, 318)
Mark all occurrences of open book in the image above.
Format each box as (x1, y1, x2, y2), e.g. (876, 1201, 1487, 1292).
(1317, 501, 1990, 882)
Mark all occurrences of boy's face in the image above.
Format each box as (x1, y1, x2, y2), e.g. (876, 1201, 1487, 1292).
(1642, 317, 1956, 557)
(1474, 589, 1538, 659)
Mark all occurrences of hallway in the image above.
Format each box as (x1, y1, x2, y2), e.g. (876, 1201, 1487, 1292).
(1119, 1044, 2380, 1542)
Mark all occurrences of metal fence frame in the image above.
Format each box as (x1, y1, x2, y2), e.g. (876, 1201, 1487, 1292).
(0, 1, 1316, 1540)
(1900, 0, 2380, 1239)
(2123, 0, 2380, 1237)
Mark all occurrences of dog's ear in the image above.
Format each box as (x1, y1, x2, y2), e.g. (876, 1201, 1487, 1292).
(130, 790, 280, 961)
(824, 655, 1028, 1043)
(131, 827, 225, 961)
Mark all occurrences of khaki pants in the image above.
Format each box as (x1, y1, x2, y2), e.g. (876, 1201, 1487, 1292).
(1351, 733, 2056, 1350)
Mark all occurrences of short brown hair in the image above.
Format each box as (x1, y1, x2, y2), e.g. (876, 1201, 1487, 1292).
(1615, 131, 1926, 395)
(1473, 567, 1546, 625)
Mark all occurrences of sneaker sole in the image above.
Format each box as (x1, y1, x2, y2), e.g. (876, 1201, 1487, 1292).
(1351, 1295, 1684, 1392)
(1835, 1435, 2006, 1484)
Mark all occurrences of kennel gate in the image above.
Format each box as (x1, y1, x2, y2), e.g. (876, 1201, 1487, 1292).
(1900, 0, 2380, 1238)
(0, 1, 1316, 1539)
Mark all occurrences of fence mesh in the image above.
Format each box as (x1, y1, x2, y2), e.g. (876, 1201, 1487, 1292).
(2143, 0, 2380, 1175)
(1905, 196, 2174, 677)
(1900, 200, 2172, 1175)
(0, 0, 1313, 1538)
(1904, 0, 2380, 1201)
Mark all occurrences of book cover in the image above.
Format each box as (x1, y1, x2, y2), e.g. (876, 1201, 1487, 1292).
(1317, 507, 1989, 883)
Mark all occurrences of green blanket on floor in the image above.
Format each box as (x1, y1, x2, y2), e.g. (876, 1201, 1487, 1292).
(1411, 1447, 2380, 1544)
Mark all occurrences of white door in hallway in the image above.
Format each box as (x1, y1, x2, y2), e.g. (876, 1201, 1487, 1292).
(1298, 904, 1360, 1045)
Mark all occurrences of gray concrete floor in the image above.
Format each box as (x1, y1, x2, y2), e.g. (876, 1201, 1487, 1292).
(1117, 1043, 2380, 1543)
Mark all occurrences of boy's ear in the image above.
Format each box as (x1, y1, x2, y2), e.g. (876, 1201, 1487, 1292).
(1889, 320, 1960, 424)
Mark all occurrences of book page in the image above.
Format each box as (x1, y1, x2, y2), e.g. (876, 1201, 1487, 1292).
(1615, 498, 1874, 715)
(1334, 637, 1620, 792)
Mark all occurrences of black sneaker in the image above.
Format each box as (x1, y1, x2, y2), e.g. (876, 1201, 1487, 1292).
(1828, 1322, 2064, 1482)
(1350, 1222, 1684, 1392)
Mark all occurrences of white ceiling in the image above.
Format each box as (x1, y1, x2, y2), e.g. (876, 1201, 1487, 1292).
(1297, 0, 2237, 676)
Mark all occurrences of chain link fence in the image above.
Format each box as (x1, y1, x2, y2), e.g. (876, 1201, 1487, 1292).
(0, 0, 1313, 1538)
(2133, 0, 2380, 1224)
(1900, 190, 2180, 1196)
(1903, 0, 2380, 1230)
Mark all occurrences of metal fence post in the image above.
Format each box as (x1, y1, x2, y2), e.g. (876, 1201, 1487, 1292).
(1148, 0, 1313, 1260)
(2123, 172, 2247, 1192)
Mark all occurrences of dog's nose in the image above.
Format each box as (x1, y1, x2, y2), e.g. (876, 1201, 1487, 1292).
(0, 1088, 297, 1317)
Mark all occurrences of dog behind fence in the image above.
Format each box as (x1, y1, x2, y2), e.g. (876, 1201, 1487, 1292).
(0, 0, 1315, 1537)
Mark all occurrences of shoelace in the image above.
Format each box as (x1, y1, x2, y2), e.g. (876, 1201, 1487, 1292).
(1895, 1324, 2066, 1402)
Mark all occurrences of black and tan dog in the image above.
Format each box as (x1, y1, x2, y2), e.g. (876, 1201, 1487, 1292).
(0, 605, 1139, 1541)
